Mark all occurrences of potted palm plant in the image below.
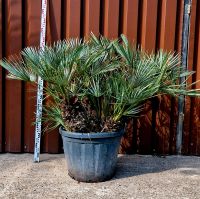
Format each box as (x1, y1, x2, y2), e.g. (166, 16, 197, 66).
(1, 35, 200, 182)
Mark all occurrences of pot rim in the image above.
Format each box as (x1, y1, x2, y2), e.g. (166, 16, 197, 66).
(59, 127, 124, 139)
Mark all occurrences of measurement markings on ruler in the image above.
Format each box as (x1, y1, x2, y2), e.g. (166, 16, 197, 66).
(34, 0, 47, 162)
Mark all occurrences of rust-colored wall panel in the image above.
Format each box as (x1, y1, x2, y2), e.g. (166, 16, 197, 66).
(46, 0, 61, 43)
(183, 0, 197, 154)
(158, 0, 177, 50)
(140, 0, 158, 52)
(119, 0, 138, 153)
(194, 3, 200, 155)
(4, 0, 22, 152)
(174, 0, 184, 53)
(0, 0, 200, 155)
(83, 0, 100, 38)
(171, 0, 184, 155)
(63, 0, 81, 38)
(0, 0, 2, 152)
(24, 0, 41, 46)
(137, 0, 158, 154)
(102, 0, 120, 39)
(23, 0, 41, 153)
(0, 0, 1, 57)
(155, 0, 177, 154)
(189, 2, 200, 155)
(121, 0, 139, 43)
(137, 103, 154, 154)
(45, 0, 62, 153)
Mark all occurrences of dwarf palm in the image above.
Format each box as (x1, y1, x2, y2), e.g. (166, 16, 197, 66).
(1, 34, 199, 133)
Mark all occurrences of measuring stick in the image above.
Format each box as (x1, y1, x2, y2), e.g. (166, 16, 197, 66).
(34, 0, 47, 162)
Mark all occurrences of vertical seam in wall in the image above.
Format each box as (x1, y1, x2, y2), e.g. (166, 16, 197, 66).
(136, 0, 143, 48)
(99, 0, 104, 36)
(80, 0, 84, 39)
(189, 0, 200, 154)
(61, 0, 66, 40)
(155, 0, 162, 52)
(21, 0, 26, 152)
(150, 0, 162, 155)
(169, 0, 181, 154)
(1, 0, 5, 152)
(118, 0, 123, 37)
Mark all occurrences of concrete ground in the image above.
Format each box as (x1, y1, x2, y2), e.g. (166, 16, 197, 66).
(0, 154, 200, 199)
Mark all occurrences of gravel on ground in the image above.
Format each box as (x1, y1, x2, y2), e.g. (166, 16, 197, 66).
(0, 154, 200, 199)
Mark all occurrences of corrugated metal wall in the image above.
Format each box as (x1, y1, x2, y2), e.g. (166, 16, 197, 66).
(0, 0, 200, 155)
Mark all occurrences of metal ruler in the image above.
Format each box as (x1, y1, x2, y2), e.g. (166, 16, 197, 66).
(34, 0, 47, 162)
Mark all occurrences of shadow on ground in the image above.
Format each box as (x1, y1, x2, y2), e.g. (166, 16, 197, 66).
(39, 154, 64, 162)
(112, 155, 200, 180)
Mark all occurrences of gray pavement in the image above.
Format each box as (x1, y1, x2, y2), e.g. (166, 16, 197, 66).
(0, 154, 200, 199)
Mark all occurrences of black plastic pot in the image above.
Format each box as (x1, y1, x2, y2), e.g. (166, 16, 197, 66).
(59, 127, 124, 182)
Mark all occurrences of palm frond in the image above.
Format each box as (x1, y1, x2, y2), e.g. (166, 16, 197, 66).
(1, 35, 200, 132)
